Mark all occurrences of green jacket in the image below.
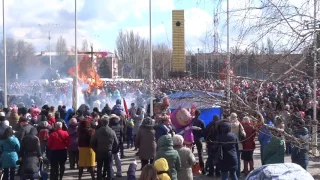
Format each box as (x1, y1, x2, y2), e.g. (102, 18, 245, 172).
(155, 135, 181, 180)
(262, 136, 285, 165)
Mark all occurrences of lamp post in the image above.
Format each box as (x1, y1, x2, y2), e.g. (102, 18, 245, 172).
(312, 0, 318, 155)
(3, 0, 7, 108)
(302, 1, 318, 154)
(74, 0, 78, 109)
(226, 0, 231, 108)
(149, 0, 153, 117)
(39, 23, 60, 67)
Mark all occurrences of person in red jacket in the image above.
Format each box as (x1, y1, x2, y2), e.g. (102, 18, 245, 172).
(241, 116, 256, 176)
(47, 122, 70, 180)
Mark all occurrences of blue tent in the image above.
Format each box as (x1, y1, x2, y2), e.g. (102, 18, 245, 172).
(168, 90, 224, 125)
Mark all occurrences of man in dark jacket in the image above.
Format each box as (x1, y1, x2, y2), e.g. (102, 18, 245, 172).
(203, 115, 220, 176)
(192, 110, 206, 174)
(101, 104, 112, 116)
(108, 114, 123, 177)
(20, 128, 48, 180)
(59, 105, 67, 120)
(91, 116, 118, 180)
(15, 117, 38, 143)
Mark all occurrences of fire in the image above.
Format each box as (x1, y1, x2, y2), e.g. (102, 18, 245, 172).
(68, 55, 104, 93)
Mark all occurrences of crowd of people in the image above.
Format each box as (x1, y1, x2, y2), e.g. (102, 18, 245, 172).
(0, 76, 316, 180)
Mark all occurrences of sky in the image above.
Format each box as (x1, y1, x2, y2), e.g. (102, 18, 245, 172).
(1, 0, 222, 53)
(0, 0, 311, 54)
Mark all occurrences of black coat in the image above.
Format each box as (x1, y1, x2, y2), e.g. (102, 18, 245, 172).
(20, 134, 42, 174)
(216, 121, 238, 172)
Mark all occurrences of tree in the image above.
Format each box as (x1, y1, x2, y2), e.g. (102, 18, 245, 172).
(98, 59, 111, 78)
(0, 38, 35, 81)
(152, 43, 172, 78)
(56, 36, 67, 56)
(81, 39, 89, 52)
(116, 30, 149, 78)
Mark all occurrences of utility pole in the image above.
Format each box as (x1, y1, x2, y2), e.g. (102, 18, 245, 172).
(39, 23, 60, 68)
(312, 0, 318, 155)
(226, 0, 231, 109)
(149, 0, 153, 117)
(304, 0, 319, 155)
(197, 48, 199, 79)
(3, 0, 7, 108)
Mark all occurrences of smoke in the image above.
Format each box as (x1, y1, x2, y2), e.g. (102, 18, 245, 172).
(14, 63, 48, 83)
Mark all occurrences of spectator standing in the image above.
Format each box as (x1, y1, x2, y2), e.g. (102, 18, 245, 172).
(20, 127, 48, 180)
(90, 116, 118, 180)
(47, 122, 70, 180)
(203, 115, 220, 176)
(192, 110, 205, 174)
(135, 117, 156, 169)
(109, 114, 123, 177)
(0, 127, 20, 180)
(241, 116, 256, 176)
(172, 134, 196, 180)
(155, 134, 181, 180)
(78, 119, 95, 180)
(67, 118, 79, 169)
(216, 120, 238, 180)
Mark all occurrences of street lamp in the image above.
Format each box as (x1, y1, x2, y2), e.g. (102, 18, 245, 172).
(3, 0, 7, 108)
(149, 0, 153, 117)
(39, 23, 61, 67)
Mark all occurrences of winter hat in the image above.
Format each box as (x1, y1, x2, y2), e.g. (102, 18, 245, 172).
(142, 117, 153, 126)
(3, 120, 9, 126)
(154, 158, 171, 180)
(172, 134, 184, 146)
(39, 121, 49, 128)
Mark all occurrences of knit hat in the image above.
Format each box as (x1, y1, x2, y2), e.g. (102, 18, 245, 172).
(39, 121, 49, 128)
(154, 158, 171, 180)
(142, 117, 153, 126)
(3, 120, 9, 126)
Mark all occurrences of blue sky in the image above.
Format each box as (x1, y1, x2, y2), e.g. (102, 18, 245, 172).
(1, 0, 220, 53)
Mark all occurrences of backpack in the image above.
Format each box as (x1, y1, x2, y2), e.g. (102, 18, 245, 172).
(39, 129, 50, 141)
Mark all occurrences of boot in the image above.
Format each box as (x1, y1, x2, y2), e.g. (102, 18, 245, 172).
(78, 168, 83, 180)
(249, 160, 254, 172)
(243, 161, 249, 176)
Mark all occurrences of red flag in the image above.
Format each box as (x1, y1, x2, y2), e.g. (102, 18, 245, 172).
(123, 98, 130, 118)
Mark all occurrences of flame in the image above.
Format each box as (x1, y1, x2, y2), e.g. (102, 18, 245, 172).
(68, 55, 104, 93)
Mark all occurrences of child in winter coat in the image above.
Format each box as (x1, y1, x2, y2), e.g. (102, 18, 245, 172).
(126, 118, 134, 149)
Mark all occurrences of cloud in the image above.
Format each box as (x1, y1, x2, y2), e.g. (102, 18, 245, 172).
(125, 24, 166, 38)
(1, 0, 174, 52)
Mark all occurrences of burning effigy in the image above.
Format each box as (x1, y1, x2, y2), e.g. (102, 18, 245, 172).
(68, 55, 104, 93)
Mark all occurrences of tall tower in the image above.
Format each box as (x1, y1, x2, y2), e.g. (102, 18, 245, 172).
(172, 10, 186, 72)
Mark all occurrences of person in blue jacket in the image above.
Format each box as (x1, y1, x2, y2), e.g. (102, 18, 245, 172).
(258, 114, 274, 165)
(0, 127, 20, 180)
